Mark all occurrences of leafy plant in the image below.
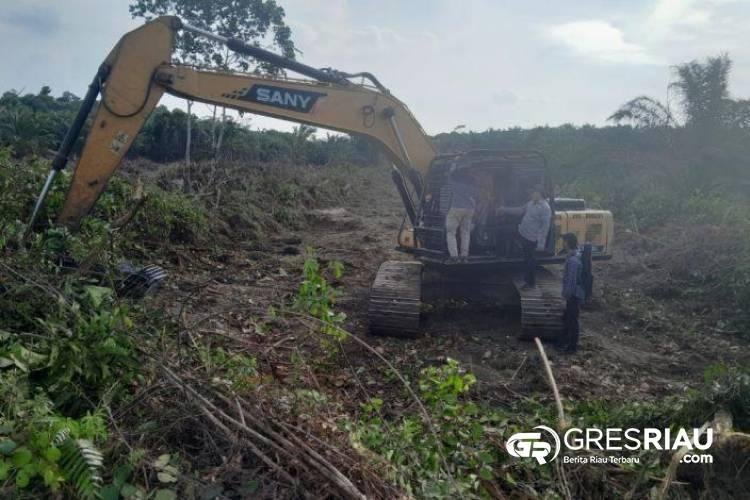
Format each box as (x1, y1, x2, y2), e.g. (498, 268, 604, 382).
(0, 372, 107, 497)
(198, 345, 257, 391)
(36, 301, 140, 411)
(294, 255, 347, 341)
(58, 438, 104, 500)
(135, 186, 207, 243)
(350, 359, 504, 498)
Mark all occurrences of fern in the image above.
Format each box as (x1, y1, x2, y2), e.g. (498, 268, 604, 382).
(59, 438, 103, 500)
(52, 427, 71, 446)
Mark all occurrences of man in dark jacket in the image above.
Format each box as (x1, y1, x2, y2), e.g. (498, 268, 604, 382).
(558, 233, 585, 354)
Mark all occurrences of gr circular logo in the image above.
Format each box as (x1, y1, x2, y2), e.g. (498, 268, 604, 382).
(505, 425, 561, 465)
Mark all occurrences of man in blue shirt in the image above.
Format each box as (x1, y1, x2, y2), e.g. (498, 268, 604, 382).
(498, 185, 551, 288)
(445, 169, 478, 259)
(558, 233, 585, 354)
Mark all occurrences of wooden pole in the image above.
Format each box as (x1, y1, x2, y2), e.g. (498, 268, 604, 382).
(534, 337, 568, 429)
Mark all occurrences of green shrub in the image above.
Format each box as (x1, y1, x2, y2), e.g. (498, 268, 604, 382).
(134, 185, 207, 243)
(570, 364, 750, 432)
(624, 189, 682, 230)
(683, 190, 749, 225)
(0, 154, 170, 496)
(1, 283, 140, 413)
(350, 359, 503, 498)
(294, 255, 346, 341)
(0, 370, 107, 497)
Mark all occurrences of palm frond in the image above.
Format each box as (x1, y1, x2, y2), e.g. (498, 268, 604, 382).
(59, 438, 104, 500)
(608, 96, 675, 128)
(52, 427, 71, 446)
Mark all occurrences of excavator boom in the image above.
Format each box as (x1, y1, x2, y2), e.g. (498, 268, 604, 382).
(28, 16, 615, 341)
(33, 16, 436, 228)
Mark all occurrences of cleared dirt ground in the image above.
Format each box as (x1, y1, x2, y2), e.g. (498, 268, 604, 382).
(150, 165, 750, 418)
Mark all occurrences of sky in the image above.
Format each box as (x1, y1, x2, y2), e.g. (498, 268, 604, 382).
(1, 0, 749, 134)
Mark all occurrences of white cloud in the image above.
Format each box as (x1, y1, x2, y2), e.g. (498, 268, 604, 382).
(547, 20, 660, 65)
(646, 0, 711, 41)
(4, 0, 750, 131)
(650, 0, 711, 26)
(644, 0, 750, 43)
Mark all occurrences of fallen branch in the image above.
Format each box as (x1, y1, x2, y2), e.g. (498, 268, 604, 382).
(214, 392, 366, 500)
(511, 354, 527, 381)
(657, 420, 711, 500)
(162, 365, 367, 500)
(160, 366, 300, 488)
(534, 337, 568, 429)
(285, 310, 457, 487)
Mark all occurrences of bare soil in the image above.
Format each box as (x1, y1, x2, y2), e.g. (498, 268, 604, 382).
(152, 166, 750, 415)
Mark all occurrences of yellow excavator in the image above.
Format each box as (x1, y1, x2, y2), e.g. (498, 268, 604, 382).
(29, 16, 614, 339)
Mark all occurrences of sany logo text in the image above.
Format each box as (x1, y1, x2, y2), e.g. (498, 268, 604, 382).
(226, 84, 327, 113)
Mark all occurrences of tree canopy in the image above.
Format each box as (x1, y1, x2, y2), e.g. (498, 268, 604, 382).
(129, 0, 296, 72)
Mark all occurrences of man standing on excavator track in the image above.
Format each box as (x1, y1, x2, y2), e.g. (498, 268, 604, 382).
(499, 185, 551, 289)
(558, 233, 586, 354)
(445, 168, 478, 260)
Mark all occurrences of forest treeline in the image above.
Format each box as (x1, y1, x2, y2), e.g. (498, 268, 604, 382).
(0, 86, 380, 166)
(2, 54, 749, 226)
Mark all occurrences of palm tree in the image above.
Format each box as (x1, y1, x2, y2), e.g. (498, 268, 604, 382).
(0, 107, 50, 156)
(608, 54, 738, 132)
(288, 125, 316, 164)
(670, 54, 731, 131)
(607, 96, 674, 128)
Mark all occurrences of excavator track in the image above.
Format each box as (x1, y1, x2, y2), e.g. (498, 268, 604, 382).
(368, 261, 423, 338)
(514, 267, 566, 340)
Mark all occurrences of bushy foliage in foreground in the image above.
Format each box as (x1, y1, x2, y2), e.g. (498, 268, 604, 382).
(0, 151, 207, 497)
(350, 359, 501, 498)
(347, 356, 750, 498)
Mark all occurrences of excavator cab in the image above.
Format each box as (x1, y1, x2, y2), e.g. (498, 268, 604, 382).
(413, 150, 555, 263)
(397, 150, 612, 264)
(371, 150, 614, 338)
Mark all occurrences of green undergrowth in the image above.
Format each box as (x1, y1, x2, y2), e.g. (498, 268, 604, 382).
(3, 145, 748, 498)
(294, 253, 347, 342)
(149, 160, 381, 240)
(0, 148, 202, 497)
(0, 147, 208, 257)
(568, 363, 750, 433)
(350, 361, 749, 498)
(0, 149, 383, 497)
(291, 255, 750, 498)
(348, 359, 504, 498)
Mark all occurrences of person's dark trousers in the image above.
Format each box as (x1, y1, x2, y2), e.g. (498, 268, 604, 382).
(519, 235, 537, 287)
(562, 297, 580, 352)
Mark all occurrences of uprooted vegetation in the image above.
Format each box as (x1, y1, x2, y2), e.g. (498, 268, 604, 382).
(2, 139, 750, 499)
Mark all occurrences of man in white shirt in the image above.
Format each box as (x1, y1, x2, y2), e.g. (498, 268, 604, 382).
(498, 185, 552, 288)
(445, 169, 478, 259)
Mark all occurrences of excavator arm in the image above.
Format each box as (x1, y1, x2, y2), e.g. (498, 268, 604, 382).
(33, 16, 436, 228)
